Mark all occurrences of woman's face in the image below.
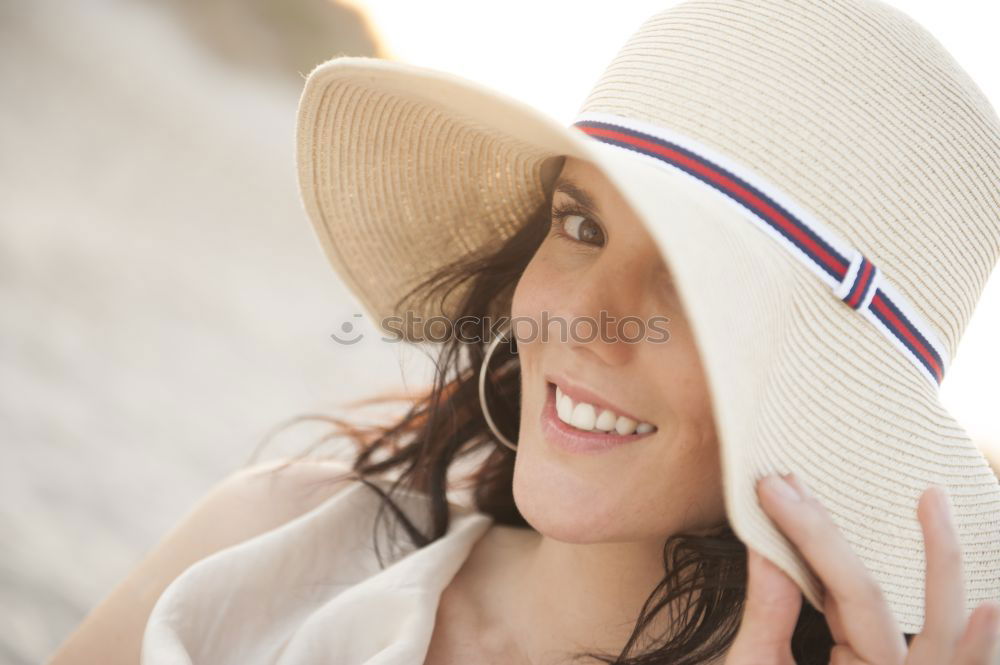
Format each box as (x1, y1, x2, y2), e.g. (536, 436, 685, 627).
(509, 155, 726, 544)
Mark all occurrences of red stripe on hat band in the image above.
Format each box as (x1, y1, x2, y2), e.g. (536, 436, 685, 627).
(572, 114, 948, 387)
(846, 260, 873, 309)
(871, 293, 943, 381)
(581, 126, 849, 277)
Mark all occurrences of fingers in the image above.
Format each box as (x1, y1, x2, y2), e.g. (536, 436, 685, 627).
(822, 591, 849, 644)
(755, 474, 996, 665)
(909, 485, 999, 665)
(757, 472, 906, 664)
(917, 485, 965, 645)
(950, 600, 1000, 665)
(727, 547, 801, 663)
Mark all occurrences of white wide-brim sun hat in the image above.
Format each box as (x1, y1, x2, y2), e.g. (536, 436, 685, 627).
(295, 0, 1000, 634)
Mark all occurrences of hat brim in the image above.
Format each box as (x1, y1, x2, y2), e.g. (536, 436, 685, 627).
(296, 55, 1000, 633)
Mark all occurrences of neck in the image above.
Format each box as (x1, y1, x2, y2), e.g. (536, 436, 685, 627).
(457, 524, 722, 664)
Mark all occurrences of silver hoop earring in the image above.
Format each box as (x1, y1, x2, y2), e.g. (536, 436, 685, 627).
(478, 322, 518, 451)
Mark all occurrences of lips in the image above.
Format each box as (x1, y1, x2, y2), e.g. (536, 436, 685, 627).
(544, 374, 656, 434)
(540, 381, 656, 454)
(553, 382, 657, 435)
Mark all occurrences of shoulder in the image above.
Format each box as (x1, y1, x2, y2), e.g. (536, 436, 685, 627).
(160, 456, 362, 566)
(46, 456, 361, 665)
(205, 456, 361, 532)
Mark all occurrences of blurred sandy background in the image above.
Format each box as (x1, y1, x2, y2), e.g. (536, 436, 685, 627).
(0, 1, 442, 662)
(2, 1, 999, 663)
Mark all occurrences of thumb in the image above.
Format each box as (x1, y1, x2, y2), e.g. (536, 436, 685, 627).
(726, 548, 803, 664)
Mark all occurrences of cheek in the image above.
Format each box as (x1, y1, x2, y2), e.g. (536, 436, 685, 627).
(634, 423, 724, 534)
(636, 340, 724, 530)
(657, 316, 715, 416)
(511, 246, 565, 322)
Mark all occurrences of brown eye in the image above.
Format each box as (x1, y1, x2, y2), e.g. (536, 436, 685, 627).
(563, 214, 604, 245)
(551, 202, 606, 247)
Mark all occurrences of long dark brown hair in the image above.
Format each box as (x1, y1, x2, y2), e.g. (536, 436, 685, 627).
(246, 158, 889, 664)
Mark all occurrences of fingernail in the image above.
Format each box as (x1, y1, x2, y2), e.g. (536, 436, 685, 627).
(932, 485, 954, 527)
(786, 472, 814, 499)
(764, 474, 801, 502)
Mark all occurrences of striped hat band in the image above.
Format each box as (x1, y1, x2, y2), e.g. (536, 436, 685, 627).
(572, 111, 950, 388)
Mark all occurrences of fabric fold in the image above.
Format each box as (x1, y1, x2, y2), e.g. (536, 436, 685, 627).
(141, 476, 495, 665)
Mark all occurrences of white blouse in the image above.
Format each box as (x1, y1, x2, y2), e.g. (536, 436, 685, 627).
(141, 475, 495, 664)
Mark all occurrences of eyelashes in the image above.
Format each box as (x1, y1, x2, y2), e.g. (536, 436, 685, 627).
(549, 201, 606, 248)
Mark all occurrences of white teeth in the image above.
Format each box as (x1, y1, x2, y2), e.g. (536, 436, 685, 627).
(557, 393, 573, 421)
(552, 383, 656, 435)
(614, 416, 638, 435)
(594, 409, 617, 431)
(570, 402, 596, 430)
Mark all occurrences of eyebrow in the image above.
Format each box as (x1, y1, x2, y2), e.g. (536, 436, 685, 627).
(553, 178, 602, 216)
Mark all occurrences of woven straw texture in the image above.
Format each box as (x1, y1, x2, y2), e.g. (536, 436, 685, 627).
(296, 0, 1000, 634)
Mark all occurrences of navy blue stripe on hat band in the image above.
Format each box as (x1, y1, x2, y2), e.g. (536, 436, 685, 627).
(570, 114, 946, 386)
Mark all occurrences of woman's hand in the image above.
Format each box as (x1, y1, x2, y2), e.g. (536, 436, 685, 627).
(724, 473, 1000, 665)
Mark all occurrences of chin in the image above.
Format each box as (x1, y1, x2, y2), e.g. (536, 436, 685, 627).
(510, 447, 649, 543)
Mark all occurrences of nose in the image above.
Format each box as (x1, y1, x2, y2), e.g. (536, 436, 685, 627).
(558, 254, 655, 367)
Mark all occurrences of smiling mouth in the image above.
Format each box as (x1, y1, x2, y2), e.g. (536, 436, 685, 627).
(545, 380, 657, 436)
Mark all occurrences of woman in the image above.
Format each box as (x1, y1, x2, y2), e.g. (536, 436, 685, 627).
(51, 1, 1000, 664)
